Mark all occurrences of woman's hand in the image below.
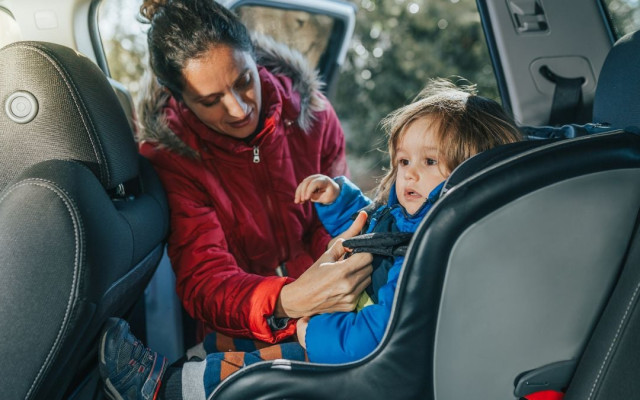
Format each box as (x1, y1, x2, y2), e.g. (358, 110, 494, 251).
(294, 174, 341, 205)
(275, 239, 373, 319)
(327, 210, 368, 250)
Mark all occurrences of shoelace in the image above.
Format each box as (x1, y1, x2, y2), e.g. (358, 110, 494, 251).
(128, 339, 155, 371)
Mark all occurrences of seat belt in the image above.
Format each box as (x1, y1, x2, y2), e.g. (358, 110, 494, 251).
(539, 65, 586, 126)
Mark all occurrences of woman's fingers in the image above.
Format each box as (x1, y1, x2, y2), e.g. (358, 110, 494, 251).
(277, 246, 373, 318)
(335, 210, 368, 240)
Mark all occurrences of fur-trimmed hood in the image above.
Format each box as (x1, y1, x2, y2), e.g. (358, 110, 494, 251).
(136, 33, 326, 158)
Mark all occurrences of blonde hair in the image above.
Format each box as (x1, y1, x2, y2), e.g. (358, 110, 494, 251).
(374, 78, 522, 203)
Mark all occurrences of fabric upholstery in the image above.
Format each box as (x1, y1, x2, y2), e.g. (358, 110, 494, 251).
(0, 41, 138, 190)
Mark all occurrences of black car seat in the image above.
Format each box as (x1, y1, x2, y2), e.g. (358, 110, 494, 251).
(551, 28, 640, 400)
(209, 31, 640, 400)
(591, 29, 640, 130)
(0, 41, 168, 400)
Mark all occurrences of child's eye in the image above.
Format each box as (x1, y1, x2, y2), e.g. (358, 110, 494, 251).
(398, 158, 410, 166)
(426, 158, 438, 166)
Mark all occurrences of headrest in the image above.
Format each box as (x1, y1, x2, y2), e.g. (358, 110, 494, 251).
(593, 30, 640, 129)
(0, 41, 139, 191)
(442, 139, 552, 196)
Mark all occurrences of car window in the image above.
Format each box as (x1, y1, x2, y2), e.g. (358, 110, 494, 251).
(235, 6, 334, 69)
(333, 0, 498, 191)
(0, 7, 22, 49)
(97, 0, 149, 100)
(602, 0, 640, 38)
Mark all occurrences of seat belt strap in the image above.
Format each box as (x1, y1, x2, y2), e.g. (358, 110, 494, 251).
(539, 65, 585, 126)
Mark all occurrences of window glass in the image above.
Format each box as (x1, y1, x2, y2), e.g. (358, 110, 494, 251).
(334, 0, 499, 191)
(236, 6, 334, 69)
(602, 0, 640, 38)
(0, 8, 22, 49)
(98, 0, 148, 101)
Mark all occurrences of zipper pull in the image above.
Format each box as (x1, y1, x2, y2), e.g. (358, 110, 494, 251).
(253, 146, 260, 163)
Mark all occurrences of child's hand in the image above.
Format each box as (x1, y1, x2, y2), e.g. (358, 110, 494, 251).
(296, 316, 310, 349)
(294, 174, 341, 205)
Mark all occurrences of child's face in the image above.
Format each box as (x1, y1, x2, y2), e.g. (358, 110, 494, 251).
(395, 117, 450, 215)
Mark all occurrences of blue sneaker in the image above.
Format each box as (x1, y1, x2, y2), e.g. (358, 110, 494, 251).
(99, 318, 168, 400)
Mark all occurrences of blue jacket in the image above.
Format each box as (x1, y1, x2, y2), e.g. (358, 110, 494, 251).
(305, 176, 444, 363)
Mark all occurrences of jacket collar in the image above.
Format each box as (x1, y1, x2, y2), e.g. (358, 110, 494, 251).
(387, 180, 446, 220)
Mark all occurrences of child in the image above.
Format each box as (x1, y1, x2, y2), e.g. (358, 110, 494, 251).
(98, 78, 522, 399)
(293, 78, 522, 362)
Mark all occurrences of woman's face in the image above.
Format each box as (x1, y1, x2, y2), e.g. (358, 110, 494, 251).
(180, 44, 261, 139)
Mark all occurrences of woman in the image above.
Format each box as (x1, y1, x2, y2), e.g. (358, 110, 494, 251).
(137, 0, 372, 344)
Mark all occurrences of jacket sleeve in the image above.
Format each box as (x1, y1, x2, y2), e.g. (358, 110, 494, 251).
(151, 159, 296, 343)
(304, 256, 404, 363)
(314, 176, 373, 237)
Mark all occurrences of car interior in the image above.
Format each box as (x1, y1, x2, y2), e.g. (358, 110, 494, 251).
(0, 0, 638, 399)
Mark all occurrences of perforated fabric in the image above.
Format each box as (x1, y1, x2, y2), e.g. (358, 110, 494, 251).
(0, 41, 138, 190)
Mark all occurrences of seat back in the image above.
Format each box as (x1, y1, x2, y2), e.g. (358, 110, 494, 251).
(592, 29, 640, 129)
(563, 211, 640, 399)
(559, 29, 640, 400)
(0, 41, 168, 400)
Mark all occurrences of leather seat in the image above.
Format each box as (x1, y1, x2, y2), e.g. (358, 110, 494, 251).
(209, 31, 640, 400)
(0, 41, 168, 400)
(553, 28, 640, 400)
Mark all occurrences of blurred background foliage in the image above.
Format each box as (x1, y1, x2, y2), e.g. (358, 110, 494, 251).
(332, 0, 497, 190)
(99, 0, 640, 191)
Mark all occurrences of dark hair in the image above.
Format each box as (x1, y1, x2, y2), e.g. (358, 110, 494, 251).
(374, 78, 522, 203)
(140, 0, 254, 97)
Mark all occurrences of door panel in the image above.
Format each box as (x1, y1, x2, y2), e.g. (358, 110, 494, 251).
(478, 0, 613, 126)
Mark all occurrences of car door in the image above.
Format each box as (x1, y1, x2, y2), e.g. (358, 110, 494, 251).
(221, 0, 356, 97)
(477, 0, 614, 126)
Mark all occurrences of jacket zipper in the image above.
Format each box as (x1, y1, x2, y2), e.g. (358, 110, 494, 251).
(251, 145, 289, 265)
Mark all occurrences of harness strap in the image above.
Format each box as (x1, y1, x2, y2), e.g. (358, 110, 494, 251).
(343, 232, 414, 257)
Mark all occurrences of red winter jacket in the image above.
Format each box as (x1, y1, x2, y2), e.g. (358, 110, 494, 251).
(137, 37, 348, 343)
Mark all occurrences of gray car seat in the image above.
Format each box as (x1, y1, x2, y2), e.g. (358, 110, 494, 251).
(209, 31, 640, 400)
(0, 41, 168, 400)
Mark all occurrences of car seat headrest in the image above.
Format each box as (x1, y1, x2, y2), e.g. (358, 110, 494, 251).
(593, 30, 640, 129)
(0, 41, 139, 191)
(442, 140, 553, 196)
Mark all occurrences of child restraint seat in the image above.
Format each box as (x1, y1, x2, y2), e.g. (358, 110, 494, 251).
(0, 42, 168, 399)
(209, 29, 640, 400)
(210, 129, 640, 400)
